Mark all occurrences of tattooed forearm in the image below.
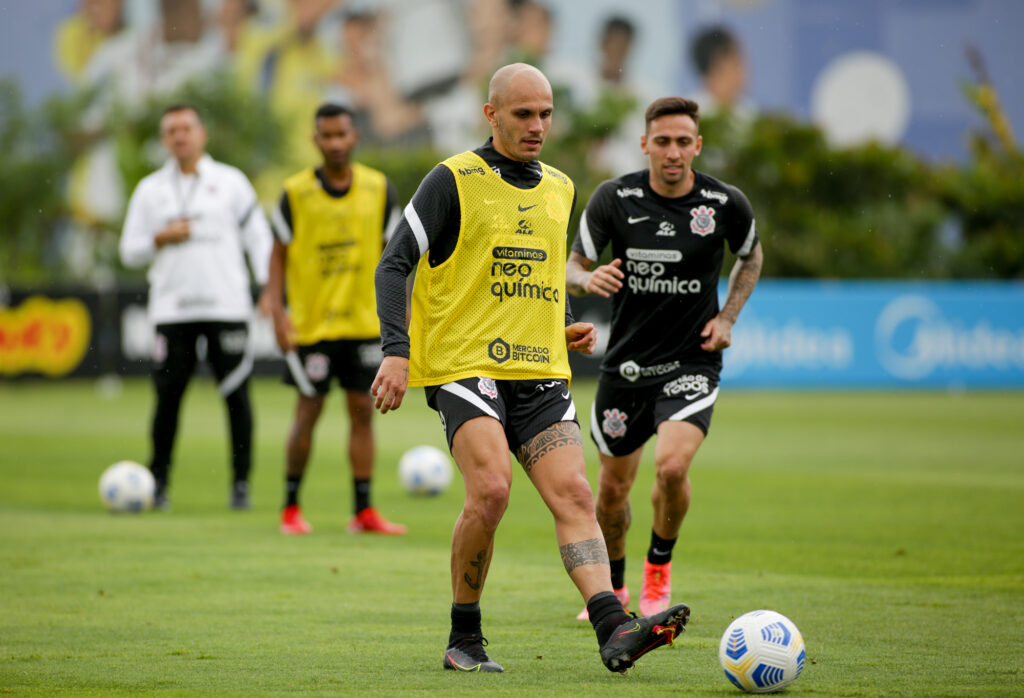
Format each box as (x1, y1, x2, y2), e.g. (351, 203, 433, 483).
(720, 243, 762, 324)
(596, 502, 631, 556)
(560, 537, 610, 573)
(566, 253, 594, 297)
(516, 421, 582, 474)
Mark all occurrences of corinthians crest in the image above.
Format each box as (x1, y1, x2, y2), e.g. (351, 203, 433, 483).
(601, 408, 628, 438)
(689, 205, 716, 236)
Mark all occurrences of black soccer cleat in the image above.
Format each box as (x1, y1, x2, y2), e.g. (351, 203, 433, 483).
(599, 602, 690, 673)
(443, 634, 504, 673)
(230, 481, 251, 510)
(153, 481, 170, 511)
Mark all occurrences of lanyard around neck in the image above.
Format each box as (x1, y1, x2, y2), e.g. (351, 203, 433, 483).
(172, 166, 201, 219)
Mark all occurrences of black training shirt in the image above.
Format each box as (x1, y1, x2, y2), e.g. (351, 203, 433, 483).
(571, 169, 757, 386)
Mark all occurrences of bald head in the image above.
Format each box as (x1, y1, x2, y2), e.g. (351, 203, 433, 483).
(487, 63, 551, 108)
(483, 63, 554, 161)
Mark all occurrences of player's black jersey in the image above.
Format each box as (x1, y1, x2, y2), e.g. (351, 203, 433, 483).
(572, 169, 758, 386)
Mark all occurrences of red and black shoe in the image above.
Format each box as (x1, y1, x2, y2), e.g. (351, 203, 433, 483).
(599, 602, 690, 673)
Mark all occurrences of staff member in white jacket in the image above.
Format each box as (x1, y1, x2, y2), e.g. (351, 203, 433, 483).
(120, 103, 273, 511)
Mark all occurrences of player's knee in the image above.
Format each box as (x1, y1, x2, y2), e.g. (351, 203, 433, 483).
(597, 468, 634, 504)
(558, 473, 596, 516)
(466, 479, 511, 530)
(655, 454, 692, 491)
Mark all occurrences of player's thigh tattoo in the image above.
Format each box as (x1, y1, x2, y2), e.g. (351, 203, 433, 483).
(516, 421, 582, 474)
(596, 501, 632, 548)
(560, 537, 610, 573)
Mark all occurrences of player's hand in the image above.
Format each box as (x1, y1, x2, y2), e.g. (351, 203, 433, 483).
(371, 356, 410, 414)
(270, 311, 296, 353)
(586, 258, 624, 298)
(700, 316, 733, 352)
(257, 287, 275, 318)
(565, 322, 597, 354)
(155, 218, 191, 248)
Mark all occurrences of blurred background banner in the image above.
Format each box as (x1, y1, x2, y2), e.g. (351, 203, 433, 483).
(6, 281, 1024, 388)
(569, 280, 1024, 389)
(722, 280, 1024, 389)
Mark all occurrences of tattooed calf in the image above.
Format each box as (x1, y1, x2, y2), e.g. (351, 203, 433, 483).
(559, 537, 609, 573)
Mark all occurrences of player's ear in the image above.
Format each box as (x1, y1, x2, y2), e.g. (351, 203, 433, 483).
(640, 134, 649, 154)
(483, 103, 498, 127)
(694, 134, 703, 156)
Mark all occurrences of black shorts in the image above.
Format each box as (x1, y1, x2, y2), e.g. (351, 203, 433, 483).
(425, 377, 579, 452)
(283, 338, 382, 396)
(589, 365, 720, 457)
(154, 321, 252, 396)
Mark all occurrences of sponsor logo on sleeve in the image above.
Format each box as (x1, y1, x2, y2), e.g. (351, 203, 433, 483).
(617, 187, 644, 199)
(701, 188, 729, 204)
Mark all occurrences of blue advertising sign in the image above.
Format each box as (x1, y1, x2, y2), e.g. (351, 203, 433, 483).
(724, 281, 1024, 389)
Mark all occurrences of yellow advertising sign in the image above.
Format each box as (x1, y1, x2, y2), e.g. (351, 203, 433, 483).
(0, 296, 92, 377)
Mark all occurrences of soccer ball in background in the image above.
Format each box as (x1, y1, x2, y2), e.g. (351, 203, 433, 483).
(99, 461, 155, 512)
(398, 445, 453, 496)
(719, 610, 806, 693)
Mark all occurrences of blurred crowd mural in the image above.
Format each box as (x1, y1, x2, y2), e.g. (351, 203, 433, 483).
(0, 0, 1022, 287)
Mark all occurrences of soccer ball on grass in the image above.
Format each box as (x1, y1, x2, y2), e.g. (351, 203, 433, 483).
(398, 445, 453, 496)
(99, 460, 155, 512)
(719, 610, 805, 693)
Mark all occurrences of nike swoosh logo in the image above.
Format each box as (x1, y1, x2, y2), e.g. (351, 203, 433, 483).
(628, 216, 649, 224)
(561, 391, 570, 399)
(684, 392, 703, 400)
(651, 547, 670, 556)
(518, 204, 538, 211)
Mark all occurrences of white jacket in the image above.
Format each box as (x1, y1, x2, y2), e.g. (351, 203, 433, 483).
(120, 155, 272, 324)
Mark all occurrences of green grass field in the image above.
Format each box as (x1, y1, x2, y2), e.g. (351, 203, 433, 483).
(1, 377, 1022, 696)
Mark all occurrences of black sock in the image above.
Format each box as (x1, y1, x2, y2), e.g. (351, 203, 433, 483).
(354, 478, 370, 514)
(587, 591, 630, 646)
(610, 558, 626, 590)
(449, 602, 482, 647)
(285, 475, 301, 508)
(647, 530, 677, 565)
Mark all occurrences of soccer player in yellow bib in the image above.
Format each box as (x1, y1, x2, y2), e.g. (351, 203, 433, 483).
(264, 103, 405, 537)
(372, 63, 690, 674)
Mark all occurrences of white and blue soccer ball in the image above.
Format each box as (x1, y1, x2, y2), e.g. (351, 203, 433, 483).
(398, 445, 453, 496)
(99, 460, 155, 513)
(719, 610, 806, 693)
